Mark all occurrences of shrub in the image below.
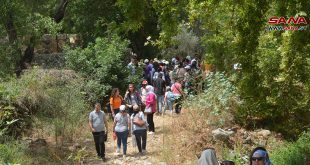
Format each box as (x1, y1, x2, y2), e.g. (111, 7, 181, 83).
(183, 72, 239, 127)
(65, 35, 142, 103)
(271, 131, 310, 165)
(0, 68, 88, 141)
(162, 72, 239, 164)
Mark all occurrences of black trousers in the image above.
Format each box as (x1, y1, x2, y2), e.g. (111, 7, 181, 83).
(133, 129, 147, 152)
(92, 131, 105, 158)
(147, 112, 155, 132)
(128, 107, 134, 117)
(175, 97, 182, 114)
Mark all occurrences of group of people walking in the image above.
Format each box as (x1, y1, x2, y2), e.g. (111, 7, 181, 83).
(88, 55, 202, 161)
(88, 55, 273, 164)
(88, 83, 158, 161)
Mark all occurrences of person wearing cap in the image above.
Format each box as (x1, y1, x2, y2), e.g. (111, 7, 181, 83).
(112, 105, 130, 158)
(249, 147, 273, 165)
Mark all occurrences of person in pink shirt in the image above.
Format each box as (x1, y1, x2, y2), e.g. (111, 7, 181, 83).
(171, 80, 183, 96)
(145, 85, 156, 134)
(171, 79, 183, 114)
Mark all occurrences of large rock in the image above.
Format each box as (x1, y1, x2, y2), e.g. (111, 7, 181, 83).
(212, 128, 235, 141)
(256, 129, 271, 138)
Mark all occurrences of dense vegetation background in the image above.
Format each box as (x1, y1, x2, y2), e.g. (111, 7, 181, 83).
(0, 0, 309, 164)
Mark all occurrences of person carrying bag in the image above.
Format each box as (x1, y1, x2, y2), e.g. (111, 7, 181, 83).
(131, 107, 148, 155)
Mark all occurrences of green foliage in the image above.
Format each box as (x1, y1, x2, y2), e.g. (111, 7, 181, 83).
(116, 0, 147, 32)
(159, 23, 199, 59)
(188, 0, 237, 72)
(0, 43, 17, 79)
(0, 140, 32, 164)
(234, 1, 310, 138)
(66, 0, 119, 43)
(183, 72, 239, 127)
(271, 131, 310, 165)
(0, 68, 88, 139)
(65, 35, 139, 102)
(0, 0, 62, 78)
(152, 0, 188, 48)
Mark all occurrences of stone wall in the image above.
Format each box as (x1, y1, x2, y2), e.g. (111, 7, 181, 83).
(35, 34, 81, 54)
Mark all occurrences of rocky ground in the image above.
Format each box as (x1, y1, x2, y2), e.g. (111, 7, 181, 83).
(81, 113, 175, 165)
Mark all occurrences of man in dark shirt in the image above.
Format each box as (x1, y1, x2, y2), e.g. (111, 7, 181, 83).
(153, 73, 166, 114)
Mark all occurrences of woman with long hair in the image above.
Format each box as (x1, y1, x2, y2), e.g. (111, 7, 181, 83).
(110, 88, 123, 119)
(124, 84, 142, 117)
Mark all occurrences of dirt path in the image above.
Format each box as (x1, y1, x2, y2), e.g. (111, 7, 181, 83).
(82, 113, 174, 165)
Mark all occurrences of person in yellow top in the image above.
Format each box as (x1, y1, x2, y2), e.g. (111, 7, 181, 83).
(110, 88, 123, 119)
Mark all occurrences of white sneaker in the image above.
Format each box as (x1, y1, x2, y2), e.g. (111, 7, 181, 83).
(115, 148, 120, 155)
(148, 131, 154, 135)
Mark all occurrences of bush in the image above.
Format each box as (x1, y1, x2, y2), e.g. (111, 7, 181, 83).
(271, 131, 310, 165)
(65, 35, 142, 103)
(183, 72, 239, 127)
(0, 68, 88, 141)
(162, 72, 239, 164)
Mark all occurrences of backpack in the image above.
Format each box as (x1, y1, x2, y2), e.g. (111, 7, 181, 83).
(167, 91, 175, 102)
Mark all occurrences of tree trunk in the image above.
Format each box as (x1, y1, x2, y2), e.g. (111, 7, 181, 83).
(4, 11, 23, 77)
(4, 12, 18, 44)
(54, 0, 69, 23)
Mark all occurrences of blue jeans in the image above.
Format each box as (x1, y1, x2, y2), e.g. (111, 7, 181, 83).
(165, 100, 173, 112)
(116, 130, 128, 155)
(157, 95, 164, 113)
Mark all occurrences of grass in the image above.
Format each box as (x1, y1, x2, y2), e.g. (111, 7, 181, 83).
(0, 140, 33, 164)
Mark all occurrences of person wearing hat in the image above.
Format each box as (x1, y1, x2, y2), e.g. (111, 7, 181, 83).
(124, 84, 142, 117)
(249, 147, 273, 165)
(112, 105, 130, 158)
